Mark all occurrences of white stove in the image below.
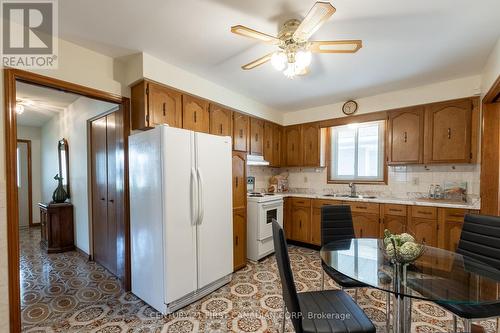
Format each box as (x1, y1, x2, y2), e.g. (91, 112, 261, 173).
(247, 192, 283, 261)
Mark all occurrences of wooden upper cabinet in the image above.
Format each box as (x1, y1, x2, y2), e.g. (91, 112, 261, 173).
(302, 123, 320, 166)
(232, 152, 246, 210)
(424, 99, 472, 164)
(272, 125, 282, 167)
(130, 80, 182, 130)
(182, 95, 210, 133)
(209, 104, 232, 136)
(284, 125, 302, 166)
(250, 117, 264, 155)
(263, 122, 274, 165)
(233, 113, 249, 152)
(387, 107, 424, 164)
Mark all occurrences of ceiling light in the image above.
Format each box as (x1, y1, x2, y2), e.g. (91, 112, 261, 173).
(15, 104, 24, 115)
(295, 50, 312, 69)
(271, 52, 287, 71)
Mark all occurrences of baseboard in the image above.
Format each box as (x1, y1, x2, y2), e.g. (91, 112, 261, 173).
(286, 239, 321, 251)
(75, 246, 91, 260)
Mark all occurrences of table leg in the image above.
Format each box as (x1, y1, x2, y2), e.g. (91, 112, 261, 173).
(393, 294, 412, 333)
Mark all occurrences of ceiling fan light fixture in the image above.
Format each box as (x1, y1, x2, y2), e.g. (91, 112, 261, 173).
(271, 52, 287, 71)
(295, 50, 312, 69)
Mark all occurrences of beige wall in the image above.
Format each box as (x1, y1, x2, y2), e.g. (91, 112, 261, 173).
(282, 75, 482, 125)
(41, 97, 117, 254)
(481, 37, 500, 95)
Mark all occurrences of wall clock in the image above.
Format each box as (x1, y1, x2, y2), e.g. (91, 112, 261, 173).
(342, 100, 358, 115)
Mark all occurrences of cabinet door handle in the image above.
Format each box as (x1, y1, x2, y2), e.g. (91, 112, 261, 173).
(101, 197, 105, 201)
(356, 206, 367, 210)
(447, 128, 451, 139)
(255, 134, 258, 142)
(109, 199, 114, 203)
(235, 236, 239, 246)
(309, 142, 312, 150)
(267, 141, 270, 149)
(404, 131, 407, 143)
(219, 124, 223, 134)
(162, 103, 166, 116)
(418, 211, 432, 215)
(422, 237, 426, 243)
(235, 177, 238, 187)
(291, 143, 294, 151)
(194, 111, 197, 123)
(299, 220, 302, 228)
(360, 229, 363, 238)
(239, 129, 243, 138)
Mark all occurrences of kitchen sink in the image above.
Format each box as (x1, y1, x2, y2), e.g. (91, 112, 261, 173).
(324, 194, 377, 199)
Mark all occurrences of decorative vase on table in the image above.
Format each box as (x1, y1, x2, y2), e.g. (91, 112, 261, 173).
(52, 174, 68, 203)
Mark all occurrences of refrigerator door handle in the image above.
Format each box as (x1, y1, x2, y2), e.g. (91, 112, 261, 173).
(190, 167, 199, 225)
(196, 168, 204, 225)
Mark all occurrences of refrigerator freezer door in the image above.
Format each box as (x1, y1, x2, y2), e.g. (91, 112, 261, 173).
(129, 127, 166, 312)
(162, 127, 198, 304)
(195, 133, 233, 289)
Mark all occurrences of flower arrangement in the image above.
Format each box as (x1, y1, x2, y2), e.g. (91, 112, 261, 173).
(383, 229, 425, 264)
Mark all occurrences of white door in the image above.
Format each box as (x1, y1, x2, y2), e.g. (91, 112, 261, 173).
(162, 127, 198, 303)
(195, 132, 233, 289)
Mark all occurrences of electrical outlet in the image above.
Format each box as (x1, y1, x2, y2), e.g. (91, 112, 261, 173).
(412, 177, 419, 185)
(304, 176, 308, 183)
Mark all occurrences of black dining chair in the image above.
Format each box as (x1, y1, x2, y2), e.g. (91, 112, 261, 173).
(321, 205, 391, 332)
(437, 214, 500, 333)
(272, 220, 376, 333)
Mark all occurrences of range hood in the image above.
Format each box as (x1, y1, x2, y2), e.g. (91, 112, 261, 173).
(246, 154, 270, 166)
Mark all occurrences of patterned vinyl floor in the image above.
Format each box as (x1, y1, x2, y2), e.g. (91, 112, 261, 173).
(20, 227, 496, 332)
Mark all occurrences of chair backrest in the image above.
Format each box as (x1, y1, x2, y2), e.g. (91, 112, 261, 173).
(321, 205, 356, 246)
(457, 214, 500, 270)
(272, 221, 302, 332)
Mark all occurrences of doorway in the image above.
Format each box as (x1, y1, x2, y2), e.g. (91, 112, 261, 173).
(5, 69, 130, 333)
(17, 140, 32, 228)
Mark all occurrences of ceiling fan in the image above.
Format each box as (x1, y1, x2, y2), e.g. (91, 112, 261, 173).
(230, 1, 362, 78)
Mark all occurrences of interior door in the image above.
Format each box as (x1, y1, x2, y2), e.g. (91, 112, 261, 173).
(195, 132, 233, 289)
(91, 116, 110, 270)
(105, 112, 118, 274)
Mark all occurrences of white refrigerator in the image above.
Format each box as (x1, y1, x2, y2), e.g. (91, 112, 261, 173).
(128, 125, 233, 314)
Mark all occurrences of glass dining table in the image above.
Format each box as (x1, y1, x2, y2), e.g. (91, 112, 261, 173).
(320, 238, 500, 333)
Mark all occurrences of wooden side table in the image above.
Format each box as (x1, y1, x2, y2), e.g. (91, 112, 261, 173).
(38, 202, 75, 253)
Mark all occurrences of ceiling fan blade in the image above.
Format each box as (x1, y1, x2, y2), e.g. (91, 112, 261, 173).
(293, 2, 336, 42)
(231, 25, 280, 45)
(241, 53, 274, 70)
(309, 40, 362, 53)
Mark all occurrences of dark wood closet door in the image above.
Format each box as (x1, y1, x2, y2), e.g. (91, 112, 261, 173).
(105, 112, 118, 274)
(91, 112, 120, 276)
(91, 116, 109, 270)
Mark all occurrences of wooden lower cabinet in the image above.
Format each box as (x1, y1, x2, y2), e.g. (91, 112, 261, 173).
(283, 198, 293, 240)
(438, 208, 467, 251)
(408, 217, 437, 247)
(233, 208, 247, 271)
(291, 204, 311, 243)
(381, 214, 406, 236)
(352, 212, 380, 238)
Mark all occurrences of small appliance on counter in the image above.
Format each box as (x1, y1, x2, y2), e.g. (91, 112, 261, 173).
(247, 176, 255, 193)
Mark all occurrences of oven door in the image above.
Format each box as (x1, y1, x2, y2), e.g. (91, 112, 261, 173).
(258, 200, 283, 241)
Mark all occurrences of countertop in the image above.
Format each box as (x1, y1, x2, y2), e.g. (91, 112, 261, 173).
(269, 192, 480, 210)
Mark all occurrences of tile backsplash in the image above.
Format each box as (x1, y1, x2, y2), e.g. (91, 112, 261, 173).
(248, 164, 480, 199)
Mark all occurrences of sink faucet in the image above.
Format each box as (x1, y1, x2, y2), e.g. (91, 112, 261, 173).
(349, 183, 356, 197)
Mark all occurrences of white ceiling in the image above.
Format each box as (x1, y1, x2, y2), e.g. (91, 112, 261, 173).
(16, 82, 80, 127)
(59, 0, 500, 111)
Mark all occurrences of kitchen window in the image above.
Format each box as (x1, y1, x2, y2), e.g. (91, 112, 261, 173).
(328, 120, 385, 183)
